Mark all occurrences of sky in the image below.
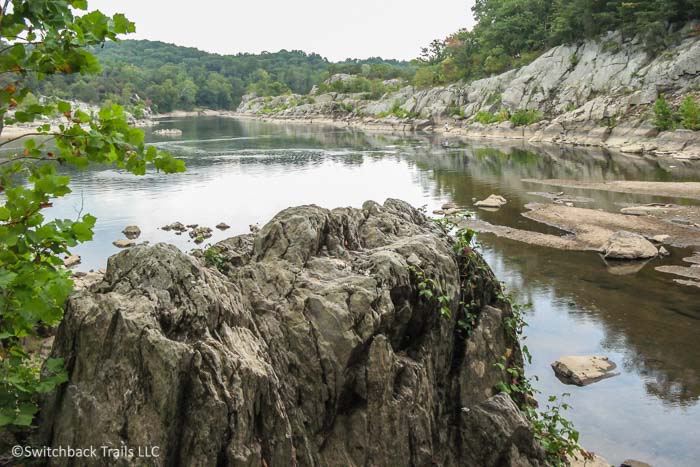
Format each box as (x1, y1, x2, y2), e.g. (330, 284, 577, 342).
(89, 0, 475, 62)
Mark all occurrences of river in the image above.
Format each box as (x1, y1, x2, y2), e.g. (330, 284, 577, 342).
(48, 116, 700, 466)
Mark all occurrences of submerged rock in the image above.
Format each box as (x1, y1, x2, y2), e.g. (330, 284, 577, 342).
(39, 200, 546, 467)
(475, 194, 508, 209)
(552, 356, 618, 386)
(603, 258, 650, 276)
(153, 128, 183, 136)
(601, 231, 658, 260)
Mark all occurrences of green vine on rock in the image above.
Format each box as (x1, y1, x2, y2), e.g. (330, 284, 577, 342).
(494, 291, 588, 466)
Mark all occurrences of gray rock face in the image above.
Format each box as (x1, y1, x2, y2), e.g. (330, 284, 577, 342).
(602, 230, 659, 259)
(39, 200, 545, 467)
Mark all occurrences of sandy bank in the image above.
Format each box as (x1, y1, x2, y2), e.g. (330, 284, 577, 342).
(522, 179, 700, 201)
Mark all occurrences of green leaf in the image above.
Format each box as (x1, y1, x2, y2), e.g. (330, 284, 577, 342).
(112, 13, 136, 34)
(70, 0, 89, 9)
(0, 270, 18, 288)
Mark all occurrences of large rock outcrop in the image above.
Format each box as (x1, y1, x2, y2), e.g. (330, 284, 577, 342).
(38, 200, 545, 466)
(238, 32, 700, 156)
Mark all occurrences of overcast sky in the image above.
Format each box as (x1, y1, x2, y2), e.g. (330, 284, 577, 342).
(89, 0, 475, 61)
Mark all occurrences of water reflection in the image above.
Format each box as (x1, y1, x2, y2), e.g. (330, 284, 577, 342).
(36, 117, 700, 466)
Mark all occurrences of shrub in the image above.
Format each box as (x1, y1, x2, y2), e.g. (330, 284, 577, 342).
(448, 104, 466, 118)
(496, 110, 510, 122)
(510, 109, 543, 126)
(340, 102, 355, 113)
(474, 111, 499, 124)
(653, 94, 675, 131)
(679, 95, 699, 130)
(377, 101, 418, 119)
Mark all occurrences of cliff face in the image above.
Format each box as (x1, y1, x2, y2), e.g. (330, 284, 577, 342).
(238, 34, 700, 158)
(38, 200, 545, 467)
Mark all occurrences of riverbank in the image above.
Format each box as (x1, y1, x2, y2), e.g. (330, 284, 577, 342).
(236, 31, 700, 161)
(230, 112, 700, 162)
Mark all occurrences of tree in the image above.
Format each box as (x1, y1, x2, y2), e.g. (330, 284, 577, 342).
(679, 95, 699, 130)
(653, 94, 675, 131)
(0, 0, 184, 430)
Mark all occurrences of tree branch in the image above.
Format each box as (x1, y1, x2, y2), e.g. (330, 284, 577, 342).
(0, 132, 55, 148)
(0, 155, 56, 166)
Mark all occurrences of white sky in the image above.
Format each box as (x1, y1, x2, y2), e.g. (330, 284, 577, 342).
(89, 0, 475, 61)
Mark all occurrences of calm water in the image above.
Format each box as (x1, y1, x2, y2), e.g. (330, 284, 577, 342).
(46, 117, 700, 466)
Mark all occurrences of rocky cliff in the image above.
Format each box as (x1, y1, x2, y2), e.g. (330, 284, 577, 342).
(38, 200, 545, 466)
(238, 33, 700, 159)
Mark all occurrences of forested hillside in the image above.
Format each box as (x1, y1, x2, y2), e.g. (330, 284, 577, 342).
(414, 0, 700, 86)
(31, 1, 700, 114)
(33, 40, 413, 113)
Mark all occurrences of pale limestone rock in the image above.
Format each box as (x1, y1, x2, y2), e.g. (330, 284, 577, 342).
(112, 239, 135, 248)
(552, 356, 617, 386)
(601, 231, 658, 259)
(475, 194, 508, 209)
(63, 254, 81, 268)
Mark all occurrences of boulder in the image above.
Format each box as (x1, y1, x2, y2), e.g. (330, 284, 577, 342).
(112, 239, 135, 248)
(475, 194, 507, 209)
(652, 234, 670, 243)
(552, 356, 617, 386)
(39, 200, 546, 467)
(121, 225, 141, 239)
(601, 231, 658, 260)
(215, 222, 230, 230)
(442, 201, 458, 210)
(62, 254, 81, 268)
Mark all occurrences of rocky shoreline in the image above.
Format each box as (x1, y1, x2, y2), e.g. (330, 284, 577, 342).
(242, 112, 700, 162)
(236, 32, 700, 161)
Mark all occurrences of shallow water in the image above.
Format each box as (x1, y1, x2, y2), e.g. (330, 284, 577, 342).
(44, 117, 700, 466)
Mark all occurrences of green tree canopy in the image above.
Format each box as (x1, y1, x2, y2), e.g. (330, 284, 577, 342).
(0, 0, 184, 431)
